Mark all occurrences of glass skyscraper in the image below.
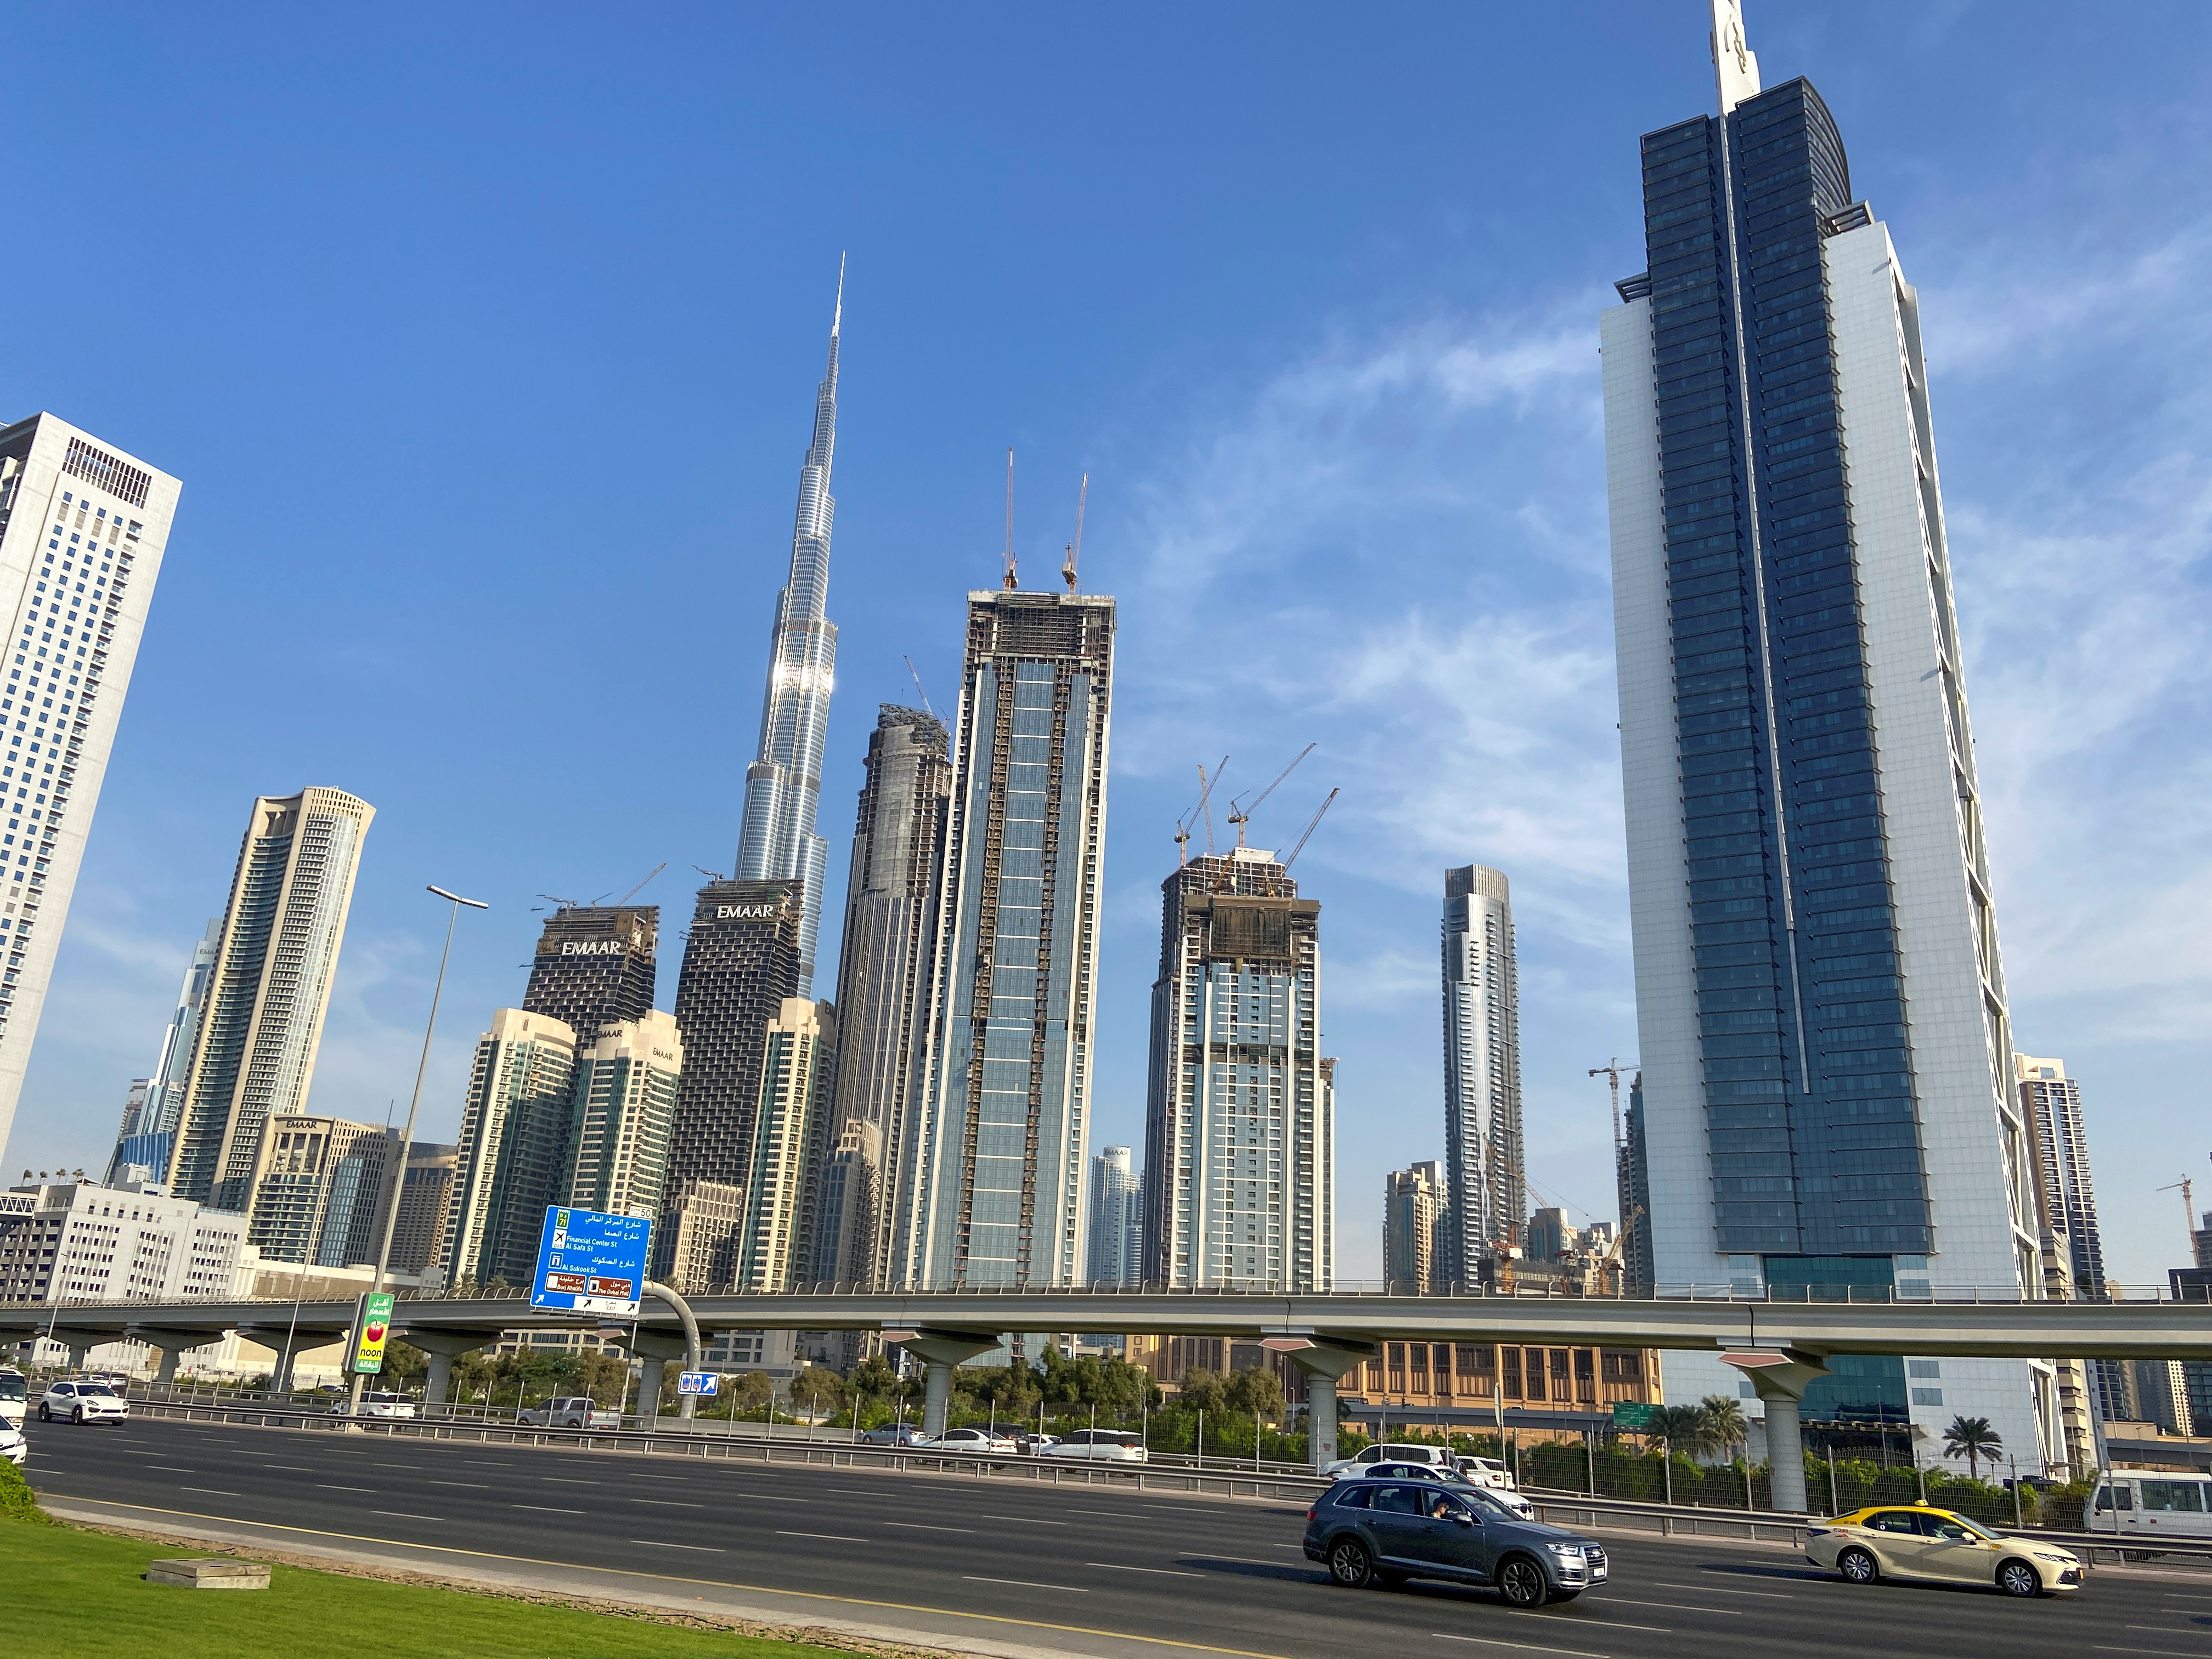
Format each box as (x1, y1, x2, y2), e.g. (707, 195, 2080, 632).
(734, 270, 844, 994)
(1604, 3, 2054, 1465)
(895, 589, 1115, 1290)
(1440, 863, 1522, 1286)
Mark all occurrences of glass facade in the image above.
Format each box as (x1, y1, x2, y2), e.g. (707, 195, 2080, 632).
(1641, 80, 1929, 1260)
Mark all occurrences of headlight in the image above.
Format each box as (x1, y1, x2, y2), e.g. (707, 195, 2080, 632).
(1547, 1544, 1585, 1558)
(2032, 1551, 2073, 1564)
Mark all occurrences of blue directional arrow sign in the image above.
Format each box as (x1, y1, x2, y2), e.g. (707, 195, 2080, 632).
(677, 1371, 719, 1397)
(531, 1206, 650, 1317)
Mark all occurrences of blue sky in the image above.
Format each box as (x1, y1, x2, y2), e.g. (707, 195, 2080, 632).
(6, 2, 2212, 1287)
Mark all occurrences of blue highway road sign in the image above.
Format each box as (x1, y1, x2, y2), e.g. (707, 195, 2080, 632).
(678, 1371, 719, 1397)
(531, 1206, 650, 1317)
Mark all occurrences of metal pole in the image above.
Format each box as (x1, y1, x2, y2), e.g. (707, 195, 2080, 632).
(349, 884, 484, 1418)
(2011, 1457, 2023, 1529)
(1828, 1443, 1838, 1516)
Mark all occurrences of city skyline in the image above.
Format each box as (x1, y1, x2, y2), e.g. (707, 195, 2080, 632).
(4, 5, 2209, 1291)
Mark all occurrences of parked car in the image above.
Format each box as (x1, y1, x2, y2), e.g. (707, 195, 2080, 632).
(1012, 1432, 1059, 1455)
(1304, 1477, 1608, 1606)
(0, 1421, 27, 1465)
(934, 1427, 1019, 1454)
(328, 1390, 420, 1420)
(1039, 1430, 1148, 1463)
(858, 1425, 938, 1447)
(1457, 1455, 1516, 1490)
(38, 1380, 128, 1425)
(515, 1397, 616, 1429)
(0, 1367, 25, 1429)
(1322, 1442, 1454, 1479)
(1806, 1505, 2081, 1597)
(1355, 1461, 1535, 1520)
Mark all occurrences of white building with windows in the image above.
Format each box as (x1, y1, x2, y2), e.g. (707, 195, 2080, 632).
(1441, 865, 1523, 1284)
(0, 415, 181, 1163)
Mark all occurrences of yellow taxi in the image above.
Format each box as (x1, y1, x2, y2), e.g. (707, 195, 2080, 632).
(1805, 1503, 2082, 1597)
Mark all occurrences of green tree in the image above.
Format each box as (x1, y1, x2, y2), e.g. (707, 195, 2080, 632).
(1941, 1415, 2003, 1483)
(730, 1370, 776, 1418)
(1225, 1366, 1286, 1426)
(1699, 1395, 1749, 1461)
(792, 1364, 849, 1420)
(1645, 1404, 1707, 1454)
(1176, 1367, 1230, 1414)
(850, 1354, 898, 1396)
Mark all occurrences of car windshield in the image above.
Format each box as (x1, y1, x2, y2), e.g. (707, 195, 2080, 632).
(75, 1384, 115, 1397)
(0, 1375, 23, 1401)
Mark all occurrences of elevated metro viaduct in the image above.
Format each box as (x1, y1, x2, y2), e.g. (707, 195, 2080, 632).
(7, 1289, 2209, 1512)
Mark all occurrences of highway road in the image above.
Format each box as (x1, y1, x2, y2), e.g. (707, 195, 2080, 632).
(22, 1415, 2212, 1659)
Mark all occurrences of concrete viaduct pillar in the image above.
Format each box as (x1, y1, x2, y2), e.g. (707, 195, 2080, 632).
(1263, 1336, 1377, 1472)
(884, 1329, 1002, 1436)
(394, 1326, 504, 1416)
(1724, 1348, 1831, 1514)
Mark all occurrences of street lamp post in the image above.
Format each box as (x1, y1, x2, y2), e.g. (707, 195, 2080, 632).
(347, 883, 486, 1419)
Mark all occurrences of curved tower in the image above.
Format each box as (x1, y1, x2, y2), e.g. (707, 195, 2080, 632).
(736, 267, 844, 992)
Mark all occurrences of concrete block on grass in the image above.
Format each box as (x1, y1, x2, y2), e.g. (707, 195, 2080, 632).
(146, 1557, 272, 1590)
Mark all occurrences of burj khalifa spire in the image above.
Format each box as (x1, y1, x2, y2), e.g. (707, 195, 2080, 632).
(735, 262, 844, 992)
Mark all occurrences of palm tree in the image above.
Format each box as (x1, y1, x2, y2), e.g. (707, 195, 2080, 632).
(1645, 1404, 1707, 1454)
(1941, 1415, 2003, 1482)
(1700, 1394, 1750, 1462)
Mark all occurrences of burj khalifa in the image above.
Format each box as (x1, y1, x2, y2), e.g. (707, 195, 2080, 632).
(735, 267, 843, 992)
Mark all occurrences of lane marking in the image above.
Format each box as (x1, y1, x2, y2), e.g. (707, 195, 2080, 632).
(633, 1540, 724, 1552)
(178, 1487, 238, 1496)
(147, 1465, 192, 1473)
(1432, 1636, 1609, 1659)
(2098, 1648, 2211, 1658)
(1182, 1555, 1305, 1569)
(726, 1493, 809, 1503)
(1567, 1619, 1670, 1634)
(779, 1530, 866, 1543)
(631, 1499, 703, 1508)
(981, 1514, 1067, 1524)
(373, 1511, 445, 1521)
(512, 1504, 585, 1514)
(1070, 1509, 1156, 1521)
(967, 1575, 1088, 1592)
(430, 1481, 488, 1489)
(317, 1485, 373, 1492)
(43, 1496, 1298, 1659)
(1088, 1563, 1205, 1578)
(1601, 1599, 1743, 1617)
(632, 1475, 689, 1483)
(2127, 1630, 2212, 1637)
(540, 1477, 601, 1485)
(1651, 1581, 1793, 1599)
(262, 1464, 313, 1471)
(887, 1522, 974, 1533)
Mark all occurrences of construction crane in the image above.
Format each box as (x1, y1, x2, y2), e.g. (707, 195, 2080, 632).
(1002, 448, 1018, 591)
(1175, 757, 1230, 864)
(536, 892, 582, 910)
(2160, 1176, 2197, 1257)
(1062, 472, 1088, 592)
(692, 864, 727, 884)
(1226, 742, 1315, 848)
(904, 654, 935, 718)
(612, 862, 666, 905)
(1588, 1057, 1638, 1150)
(1281, 787, 1338, 870)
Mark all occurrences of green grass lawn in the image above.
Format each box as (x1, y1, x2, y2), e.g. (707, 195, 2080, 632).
(0, 1519, 864, 1658)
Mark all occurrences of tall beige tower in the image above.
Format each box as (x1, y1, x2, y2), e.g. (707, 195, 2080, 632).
(738, 997, 835, 1291)
(564, 1010, 684, 1223)
(167, 787, 375, 1211)
(0, 415, 182, 1161)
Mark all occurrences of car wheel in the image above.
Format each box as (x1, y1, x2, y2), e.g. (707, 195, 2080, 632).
(1496, 1555, 1550, 1608)
(1838, 1547, 1879, 1585)
(37, 1405, 50, 1423)
(1996, 1559, 2041, 1598)
(71, 1406, 85, 1425)
(1327, 1538, 1375, 1589)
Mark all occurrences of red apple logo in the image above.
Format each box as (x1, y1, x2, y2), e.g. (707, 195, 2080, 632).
(364, 1319, 387, 1346)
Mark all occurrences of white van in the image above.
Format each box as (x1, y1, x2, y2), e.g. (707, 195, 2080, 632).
(1322, 1442, 1455, 1479)
(2088, 1473, 2212, 1540)
(0, 1368, 24, 1430)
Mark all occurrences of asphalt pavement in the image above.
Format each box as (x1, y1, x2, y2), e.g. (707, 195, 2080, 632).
(22, 1414, 2212, 1659)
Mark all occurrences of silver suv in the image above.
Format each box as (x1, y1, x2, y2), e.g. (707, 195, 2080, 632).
(1302, 1477, 1608, 1606)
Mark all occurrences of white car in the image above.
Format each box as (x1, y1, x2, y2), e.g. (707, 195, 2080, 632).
(1457, 1455, 1517, 1491)
(1038, 1429, 1148, 1463)
(0, 1422, 27, 1465)
(1322, 1441, 1453, 1479)
(330, 1391, 419, 1420)
(39, 1380, 128, 1425)
(934, 1427, 1018, 1454)
(0, 1367, 25, 1429)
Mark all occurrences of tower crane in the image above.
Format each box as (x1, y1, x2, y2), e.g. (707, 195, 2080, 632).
(1226, 742, 1315, 849)
(1062, 473, 1088, 592)
(1175, 757, 1229, 865)
(2159, 1176, 2197, 1258)
(613, 862, 667, 905)
(536, 893, 582, 909)
(1281, 787, 1338, 871)
(1002, 448, 1018, 591)
(1588, 1057, 1638, 1149)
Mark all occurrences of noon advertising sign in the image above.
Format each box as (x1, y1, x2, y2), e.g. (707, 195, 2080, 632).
(349, 1291, 396, 1375)
(531, 1206, 650, 1317)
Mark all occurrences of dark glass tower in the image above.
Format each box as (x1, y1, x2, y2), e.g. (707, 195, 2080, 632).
(521, 904, 657, 1039)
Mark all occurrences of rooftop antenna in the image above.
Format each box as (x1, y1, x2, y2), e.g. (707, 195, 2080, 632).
(1281, 787, 1338, 870)
(1002, 448, 1018, 590)
(1227, 742, 1315, 849)
(1062, 472, 1088, 591)
(904, 654, 936, 719)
